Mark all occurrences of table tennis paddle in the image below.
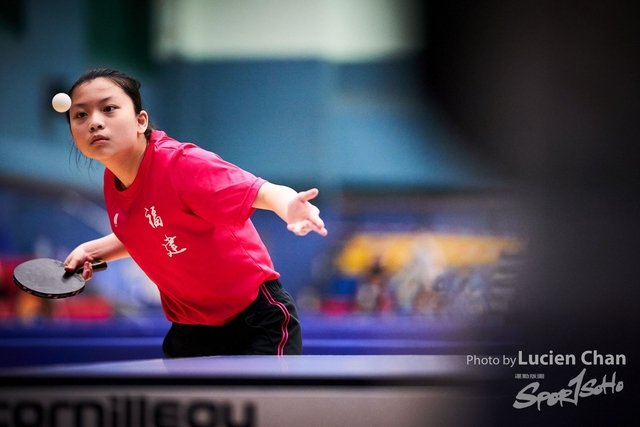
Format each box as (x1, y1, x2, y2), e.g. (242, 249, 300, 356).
(13, 258, 107, 299)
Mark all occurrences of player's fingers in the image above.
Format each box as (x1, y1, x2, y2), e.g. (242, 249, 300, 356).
(315, 225, 328, 236)
(82, 261, 93, 281)
(307, 207, 328, 235)
(288, 219, 327, 236)
(311, 223, 328, 236)
(63, 257, 83, 272)
(309, 215, 327, 235)
(64, 249, 93, 272)
(287, 222, 304, 235)
(287, 221, 310, 236)
(298, 188, 319, 202)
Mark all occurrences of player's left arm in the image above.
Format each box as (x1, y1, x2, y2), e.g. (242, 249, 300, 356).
(253, 182, 328, 236)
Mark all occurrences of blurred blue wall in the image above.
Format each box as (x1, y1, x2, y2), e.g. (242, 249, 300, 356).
(154, 60, 494, 192)
(0, 1, 495, 194)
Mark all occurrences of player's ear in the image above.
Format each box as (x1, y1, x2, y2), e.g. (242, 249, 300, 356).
(137, 110, 149, 134)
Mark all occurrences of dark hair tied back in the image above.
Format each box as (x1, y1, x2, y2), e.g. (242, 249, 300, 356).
(66, 68, 153, 140)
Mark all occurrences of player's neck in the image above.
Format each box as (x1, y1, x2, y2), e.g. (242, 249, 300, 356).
(106, 136, 149, 190)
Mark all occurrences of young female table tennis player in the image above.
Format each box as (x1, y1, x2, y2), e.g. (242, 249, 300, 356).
(63, 69, 327, 357)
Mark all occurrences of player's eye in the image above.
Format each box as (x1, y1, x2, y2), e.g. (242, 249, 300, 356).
(104, 105, 117, 113)
(74, 111, 87, 119)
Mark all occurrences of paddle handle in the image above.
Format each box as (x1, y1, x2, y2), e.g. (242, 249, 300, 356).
(76, 259, 108, 274)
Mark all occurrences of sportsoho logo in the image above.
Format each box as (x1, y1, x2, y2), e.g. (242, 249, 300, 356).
(0, 395, 256, 427)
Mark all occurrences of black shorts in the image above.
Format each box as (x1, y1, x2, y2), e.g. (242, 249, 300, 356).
(162, 280, 302, 357)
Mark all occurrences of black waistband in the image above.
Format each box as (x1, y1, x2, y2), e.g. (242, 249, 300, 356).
(261, 279, 282, 294)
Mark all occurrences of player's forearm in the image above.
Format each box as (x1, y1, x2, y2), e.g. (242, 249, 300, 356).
(79, 233, 130, 262)
(252, 182, 298, 223)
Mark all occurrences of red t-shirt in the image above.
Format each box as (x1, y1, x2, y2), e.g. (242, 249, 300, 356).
(104, 130, 280, 325)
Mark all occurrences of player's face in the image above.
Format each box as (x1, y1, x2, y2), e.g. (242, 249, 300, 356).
(69, 77, 148, 162)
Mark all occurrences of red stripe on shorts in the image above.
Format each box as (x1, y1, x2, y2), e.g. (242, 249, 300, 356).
(260, 283, 291, 356)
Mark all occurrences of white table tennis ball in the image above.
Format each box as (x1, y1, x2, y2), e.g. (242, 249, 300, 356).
(52, 92, 72, 113)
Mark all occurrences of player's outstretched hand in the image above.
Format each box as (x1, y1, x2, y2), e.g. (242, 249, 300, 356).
(286, 188, 328, 236)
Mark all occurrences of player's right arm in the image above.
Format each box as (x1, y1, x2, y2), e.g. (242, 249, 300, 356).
(64, 233, 129, 280)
